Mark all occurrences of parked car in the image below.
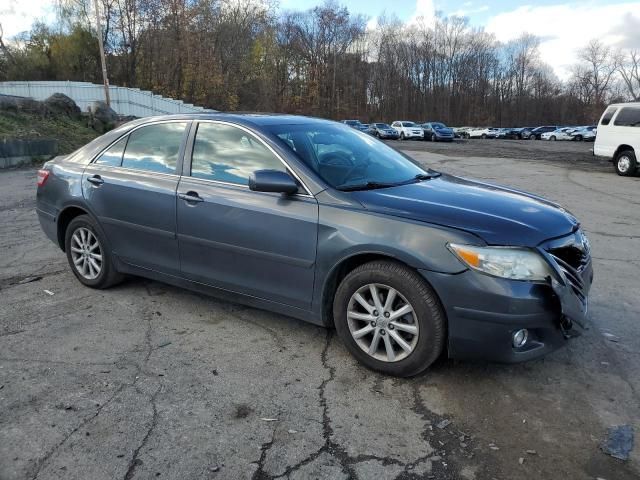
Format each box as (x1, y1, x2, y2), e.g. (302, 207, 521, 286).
(367, 123, 401, 139)
(453, 126, 473, 139)
(341, 120, 369, 132)
(594, 102, 640, 176)
(36, 114, 592, 376)
(420, 122, 455, 142)
(391, 121, 424, 140)
(494, 128, 512, 139)
(541, 128, 574, 141)
(468, 127, 498, 139)
(521, 126, 559, 140)
(501, 127, 525, 139)
(570, 126, 596, 142)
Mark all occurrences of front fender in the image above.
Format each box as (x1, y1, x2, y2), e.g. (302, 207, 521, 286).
(312, 203, 481, 322)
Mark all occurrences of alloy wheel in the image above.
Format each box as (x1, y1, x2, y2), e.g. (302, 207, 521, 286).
(70, 227, 103, 280)
(347, 283, 419, 362)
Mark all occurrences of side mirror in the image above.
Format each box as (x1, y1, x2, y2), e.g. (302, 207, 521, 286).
(249, 169, 299, 195)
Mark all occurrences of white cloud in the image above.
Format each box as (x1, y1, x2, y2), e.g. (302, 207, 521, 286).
(0, 0, 56, 39)
(485, 2, 640, 79)
(451, 4, 489, 17)
(410, 0, 436, 26)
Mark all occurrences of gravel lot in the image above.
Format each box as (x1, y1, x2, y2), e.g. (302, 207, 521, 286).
(1, 141, 639, 480)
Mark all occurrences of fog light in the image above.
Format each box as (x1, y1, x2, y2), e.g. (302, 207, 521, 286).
(512, 329, 529, 348)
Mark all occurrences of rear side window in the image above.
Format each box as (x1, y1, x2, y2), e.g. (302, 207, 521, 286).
(95, 137, 127, 166)
(613, 107, 640, 127)
(190, 123, 286, 185)
(600, 107, 618, 126)
(122, 122, 187, 174)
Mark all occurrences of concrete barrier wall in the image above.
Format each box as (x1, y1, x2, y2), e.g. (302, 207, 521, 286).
(0, 81, 216, 117)
(0, 139, 58, 169)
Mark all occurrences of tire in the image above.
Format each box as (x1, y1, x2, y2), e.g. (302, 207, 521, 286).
(400, 132, 405, 140)
(481, 133, 487, 139)
(614, 149, 637, 177)
(333, 260, 446, 377)
(550, 136, 556, 141)
(65, 214, 123, 289)
(575, 135, 583, 141)
(431, 133, 436, 142)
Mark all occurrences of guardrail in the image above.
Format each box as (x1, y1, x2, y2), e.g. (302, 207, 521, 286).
(0, 81, 216, 117)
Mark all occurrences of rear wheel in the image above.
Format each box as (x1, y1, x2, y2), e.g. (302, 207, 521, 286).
(575, 135, 583, 141)
(333, 260, 446, 377)
(614, 150, 637, 177)
(481, 133, 487, 139)
(65, 215, 123, 289)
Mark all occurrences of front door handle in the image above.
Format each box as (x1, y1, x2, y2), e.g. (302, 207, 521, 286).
(178, 191, 204, 203)
(87, 175, 104, 186)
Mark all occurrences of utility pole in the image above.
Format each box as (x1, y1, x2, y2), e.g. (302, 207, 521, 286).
(93, 0, 110, 106)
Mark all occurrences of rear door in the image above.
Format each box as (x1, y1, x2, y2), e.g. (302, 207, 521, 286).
(82, 121, 190, 275)
(176, 121, 319, 309)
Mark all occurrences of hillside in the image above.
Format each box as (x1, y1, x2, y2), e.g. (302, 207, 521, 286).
(0, 110, 99, 155)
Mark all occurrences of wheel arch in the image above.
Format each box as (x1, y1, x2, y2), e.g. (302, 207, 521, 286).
(56, 205, 92, 251)
(321, 252, 436, 328)
(614, 144, 635, 159)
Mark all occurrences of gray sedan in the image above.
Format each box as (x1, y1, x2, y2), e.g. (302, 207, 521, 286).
(36, 114, 592, 376)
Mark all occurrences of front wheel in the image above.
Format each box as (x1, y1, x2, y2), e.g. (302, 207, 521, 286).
(333, 261, 446, 377)
(65, 215, 123, 288)
(614, 150, 637, 177)
(431, 133, 437, 142)
(550, 136, 556, 141)
(400, 132, 405, 140)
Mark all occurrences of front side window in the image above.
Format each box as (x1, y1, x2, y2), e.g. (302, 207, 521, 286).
(268, 123, 429, 189)
(94, 137, 127, 166)
(190, 123, 286, 185)
(600, 107, 618, 126)
(122, 122, 187, 174)
(613, 107, 640, 127)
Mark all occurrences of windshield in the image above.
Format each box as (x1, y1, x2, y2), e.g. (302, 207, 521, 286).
(267, 123, 430, 189)
(375, 123, 391, 129)
(432, 122, 446, 128)
(402, 122, 416, 127)
(344, 120, 360, 126)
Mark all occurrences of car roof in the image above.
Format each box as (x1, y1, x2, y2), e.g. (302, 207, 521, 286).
(126, 113, 337, 128)
(607, 102, 640, 108)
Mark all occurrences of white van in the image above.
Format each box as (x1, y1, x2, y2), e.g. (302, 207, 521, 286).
(594, 102, 640, 176)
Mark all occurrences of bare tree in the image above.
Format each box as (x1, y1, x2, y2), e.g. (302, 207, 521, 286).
(617, 50, 640, 101)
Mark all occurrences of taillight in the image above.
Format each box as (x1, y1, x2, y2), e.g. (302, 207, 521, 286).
(37, 169, 50, 187)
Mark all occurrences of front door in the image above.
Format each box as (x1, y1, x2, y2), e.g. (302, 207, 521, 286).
(176, 121, 318, 309)
(82, 121, 189, 275)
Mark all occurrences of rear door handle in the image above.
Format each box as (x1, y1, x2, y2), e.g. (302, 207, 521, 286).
(178, 191, 204, 203)
(87, 175, 104, 186)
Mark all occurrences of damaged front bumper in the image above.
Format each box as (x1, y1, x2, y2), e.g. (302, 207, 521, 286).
(419, 233, 593, 363)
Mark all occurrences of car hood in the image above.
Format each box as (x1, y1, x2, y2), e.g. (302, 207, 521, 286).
(351, 174, 579, 246)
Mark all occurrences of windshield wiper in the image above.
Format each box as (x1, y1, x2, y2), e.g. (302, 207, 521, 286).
(414, 172, 441, 181)
(336, 181, 399, 191)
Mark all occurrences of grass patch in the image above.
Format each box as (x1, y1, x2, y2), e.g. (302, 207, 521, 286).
(0, 111, 100, 155)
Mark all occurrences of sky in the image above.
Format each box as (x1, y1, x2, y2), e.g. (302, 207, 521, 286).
(2, 0, 640, 79)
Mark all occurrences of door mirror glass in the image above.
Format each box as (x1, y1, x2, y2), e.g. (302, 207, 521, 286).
(249, 170, 299, 194)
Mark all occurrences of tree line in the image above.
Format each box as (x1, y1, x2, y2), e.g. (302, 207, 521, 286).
(1, 0, 639, 126)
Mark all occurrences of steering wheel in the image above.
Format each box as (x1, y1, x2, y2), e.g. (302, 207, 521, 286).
(318, 151, 363, 183)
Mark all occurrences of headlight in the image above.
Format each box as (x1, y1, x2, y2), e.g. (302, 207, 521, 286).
(448, 244, 555, 281)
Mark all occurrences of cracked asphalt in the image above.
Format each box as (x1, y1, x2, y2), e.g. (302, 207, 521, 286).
(1, 141, 639, 480)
